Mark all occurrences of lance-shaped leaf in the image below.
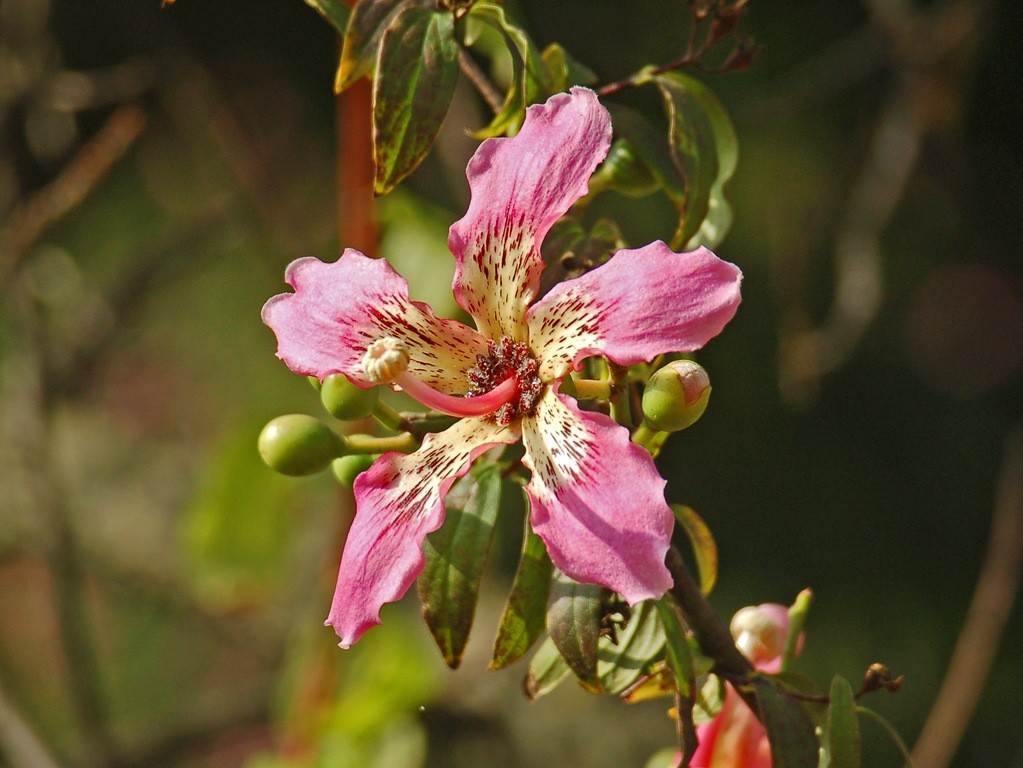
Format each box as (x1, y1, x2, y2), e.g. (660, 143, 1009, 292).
(417, 463, 502, 668)
(654, 73, 721, 250)
(671, 504, 718, 595)
(491, 505, 553, 670)
(523, 636, 572, 701)
(466, 2, 551, 138)
(750, 675, 820, 768)
(373, 5, 458, 194)
(598, 599, 666, 695)
(303, 0, 351, 37)
(336, 0, 417, 93)
(661, 72, 738, 250)
(654, 598, 695, 699)
(655, 598, 698, 765)
(826, 675, 861, 768)
(546, 571, 601, 689)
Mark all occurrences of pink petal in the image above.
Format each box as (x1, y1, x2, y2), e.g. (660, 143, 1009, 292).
(521, 386, 673, 603)
(326, 417, 518, 647)
(449, 87, 612, 341)
(262, 250, 488, 391)
(692, 685, 770, 768)
(527, 243, 742, 381)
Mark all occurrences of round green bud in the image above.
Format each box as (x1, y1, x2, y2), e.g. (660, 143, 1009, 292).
(331, 454, 376, 487)
(320, 373, 380, 421)
(258, 414, 345, 476)
(641, 360, 712, 432)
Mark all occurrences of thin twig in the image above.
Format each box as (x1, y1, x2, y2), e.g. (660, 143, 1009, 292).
(5, 290, 118, 766)
(0, 105, 146, 288)
(458, 47, 503, 115)
(910, 426, 1023, 768)
(776, 0, 989, 402)
(666, 546, 753, 679)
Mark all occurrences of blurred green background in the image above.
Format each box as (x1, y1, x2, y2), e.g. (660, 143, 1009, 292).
(1, 0, 1020, 766)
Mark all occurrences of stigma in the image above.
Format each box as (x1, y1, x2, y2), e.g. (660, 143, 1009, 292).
(360, 336, 521, 420)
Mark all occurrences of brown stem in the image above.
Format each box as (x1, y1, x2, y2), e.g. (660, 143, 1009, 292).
(665, 545, 753, 678)
(0, 105, 146, 288)
(911, 425, 1023, 768)
(336, 76, 378, 255)
(458, 47, 503, 115)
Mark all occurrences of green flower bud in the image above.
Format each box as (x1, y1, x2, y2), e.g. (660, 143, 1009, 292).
(258, 414, 345, 476)
(641, 360, 711, 432)
(320, 373, 379, 421)
(331, 454, 376, 487)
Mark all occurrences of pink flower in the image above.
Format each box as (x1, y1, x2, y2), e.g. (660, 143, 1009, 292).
(690, 604, 793, 768)
(262, 87, 742, 648)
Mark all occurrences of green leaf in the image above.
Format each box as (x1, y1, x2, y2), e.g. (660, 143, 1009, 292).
(782, 588, 814, 672)
(523, 636, 572, 701)
(750, 676, 820, 768)
(546, 571, 602, 689)
(598, 599, 666, 695)
(664, 72, 738, 250)
(417, 463, 502, 668)
(826, 676, 861, 768)
(693, 673, 726, 724)
(671, 504, 718, 595)
(336, 0, 417, 93)
(490, 504, 553, 670)
(654, 598, 694, 699)
(541, 42, 597, 93)
(303, 0, 351, 37)
(654, 73, 720, 250)
(373, 6, 459, 194)
(607, 104, 689, 216)
(466, 2, 551, 138)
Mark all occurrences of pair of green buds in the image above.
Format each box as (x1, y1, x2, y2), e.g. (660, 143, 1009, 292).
(259, 359, 712, 479)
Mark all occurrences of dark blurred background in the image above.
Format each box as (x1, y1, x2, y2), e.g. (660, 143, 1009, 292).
(1, 0, 1020, 766)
